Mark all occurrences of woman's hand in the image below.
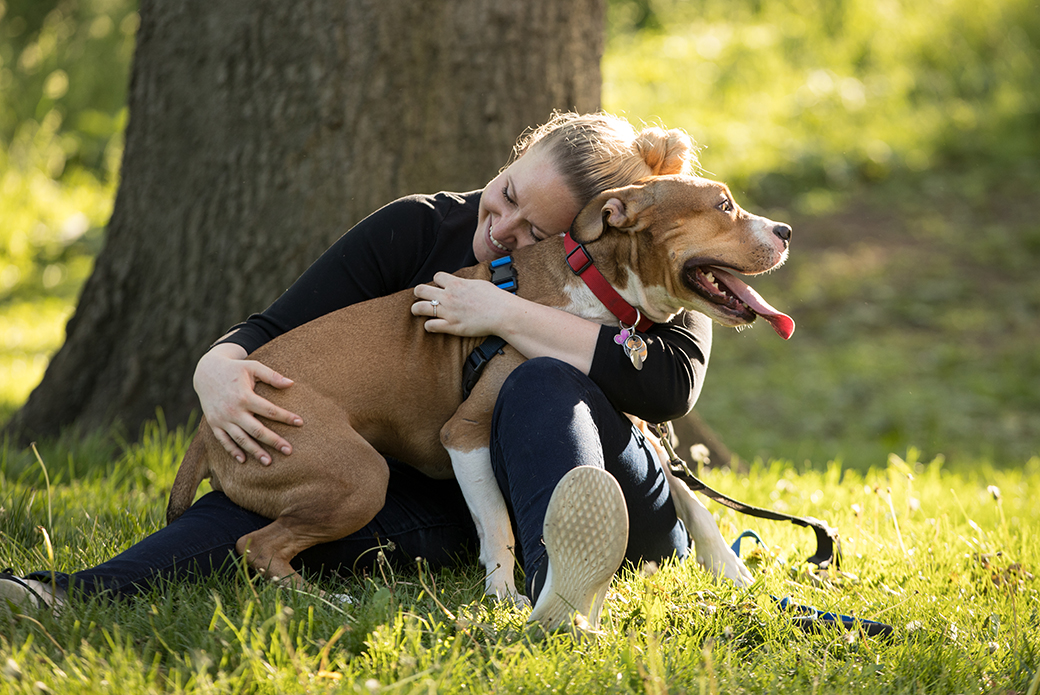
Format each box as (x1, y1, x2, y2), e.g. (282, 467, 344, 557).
(193, 342, 303, 465)
(412, 271, 599, 374)
(411, 272, 512, 337)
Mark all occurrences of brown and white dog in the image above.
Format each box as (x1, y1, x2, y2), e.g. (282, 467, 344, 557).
(167, 174, 793, 602)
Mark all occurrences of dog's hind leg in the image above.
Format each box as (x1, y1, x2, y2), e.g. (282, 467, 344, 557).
(234, 425, 391, 591)
(236, 518, 316, 587)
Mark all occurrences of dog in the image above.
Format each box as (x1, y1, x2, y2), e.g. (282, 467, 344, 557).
(167, 174, 793, 602)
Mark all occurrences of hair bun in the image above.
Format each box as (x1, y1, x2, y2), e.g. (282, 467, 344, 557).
(635, 127, 695, 176)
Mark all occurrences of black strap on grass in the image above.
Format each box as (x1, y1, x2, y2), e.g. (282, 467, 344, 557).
(650, 423, 842, 569)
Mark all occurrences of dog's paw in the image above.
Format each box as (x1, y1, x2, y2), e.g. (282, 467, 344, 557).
(485, 580, 531, 608)
(696, 540, 754, 588)
(488, 586, 532, 607)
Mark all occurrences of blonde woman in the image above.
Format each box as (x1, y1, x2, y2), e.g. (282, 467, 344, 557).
(4, 112, 709, 632)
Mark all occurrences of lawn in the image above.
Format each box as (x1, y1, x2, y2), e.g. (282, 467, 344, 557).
(2, 0, 1039, 691)
(2, 426, 1037, 692)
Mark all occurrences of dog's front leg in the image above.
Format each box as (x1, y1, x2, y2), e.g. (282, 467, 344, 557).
(446, 447, 529, 606)
(664, 467, 755, 587)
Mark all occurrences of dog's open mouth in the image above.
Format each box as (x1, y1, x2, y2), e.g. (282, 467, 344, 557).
(685, 265, 795, 339)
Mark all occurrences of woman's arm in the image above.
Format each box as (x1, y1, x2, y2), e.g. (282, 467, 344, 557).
(199, 193, 478, 463)
(413, 271, 599, 371)
(413, 272, 711, 422)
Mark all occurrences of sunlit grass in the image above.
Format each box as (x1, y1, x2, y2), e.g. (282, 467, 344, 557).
(604, 0, 1039, 200)
(2, 429, 1037, 692)
(1, 1, 1038, 692)
(0, 117, 111, 420)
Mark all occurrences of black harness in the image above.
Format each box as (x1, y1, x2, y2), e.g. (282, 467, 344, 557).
(461, 256, 518, 400)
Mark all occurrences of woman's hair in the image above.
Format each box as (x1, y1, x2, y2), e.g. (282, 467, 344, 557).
(512, 111, 698, 206)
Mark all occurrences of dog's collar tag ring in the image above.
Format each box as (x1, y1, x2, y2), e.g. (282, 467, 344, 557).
(614, 313, 648, 370)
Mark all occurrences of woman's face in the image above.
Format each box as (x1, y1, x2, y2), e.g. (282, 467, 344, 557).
(473, 146, 583, 263)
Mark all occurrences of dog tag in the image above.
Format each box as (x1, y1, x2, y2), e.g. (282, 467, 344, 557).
(624, 334, 648, 370)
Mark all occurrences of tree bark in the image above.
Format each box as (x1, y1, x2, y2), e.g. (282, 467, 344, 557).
(6, 0, 605, 442)
(671, 411, 745, 472)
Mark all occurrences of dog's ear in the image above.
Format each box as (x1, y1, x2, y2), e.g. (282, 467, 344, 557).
(570, 184, 647, 243)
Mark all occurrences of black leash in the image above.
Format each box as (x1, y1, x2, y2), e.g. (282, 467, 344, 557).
(650, 423, 842, 569)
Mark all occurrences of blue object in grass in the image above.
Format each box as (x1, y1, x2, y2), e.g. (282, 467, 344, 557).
(731, 530, 894, 638)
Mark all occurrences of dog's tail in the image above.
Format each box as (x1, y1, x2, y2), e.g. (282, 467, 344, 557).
(166, 433, 209, 525)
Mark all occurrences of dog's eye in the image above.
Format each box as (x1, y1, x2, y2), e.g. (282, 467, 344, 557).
(716, 198, 734, 213)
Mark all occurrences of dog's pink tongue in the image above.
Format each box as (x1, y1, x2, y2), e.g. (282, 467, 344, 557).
(710, 267, 796, 340)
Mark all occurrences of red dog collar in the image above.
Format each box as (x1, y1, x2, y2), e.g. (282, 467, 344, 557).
(564, 232, 655, 332)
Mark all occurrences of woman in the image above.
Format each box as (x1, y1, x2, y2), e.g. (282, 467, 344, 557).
(3, 112, 710, 631)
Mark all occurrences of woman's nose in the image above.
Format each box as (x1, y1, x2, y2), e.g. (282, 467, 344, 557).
(493, 211, 522, 241)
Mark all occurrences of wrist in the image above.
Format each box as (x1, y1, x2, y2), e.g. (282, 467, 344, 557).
(205, 342, 248, 361)
(195, 342, 248, 388)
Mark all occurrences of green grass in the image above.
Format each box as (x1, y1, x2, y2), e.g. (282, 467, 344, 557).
(691, 175, 1040, 471)
(599, 0, 1040, 471)
(2, 425, 1038, 692)
(2, 0, 1039, 690)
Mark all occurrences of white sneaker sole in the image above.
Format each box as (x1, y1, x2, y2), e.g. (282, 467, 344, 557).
(527, 466, 629, 632)
(0, 576, 42, 611)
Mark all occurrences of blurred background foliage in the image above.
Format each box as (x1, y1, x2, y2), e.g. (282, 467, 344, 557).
(0, 0, 136, 414)
(1, 0, 1037, 470)
(605, 0, 1040, 469)
(606, 0, 1039, 203)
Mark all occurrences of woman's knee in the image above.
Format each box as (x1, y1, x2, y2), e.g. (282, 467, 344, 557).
(495, 357, 594, 416)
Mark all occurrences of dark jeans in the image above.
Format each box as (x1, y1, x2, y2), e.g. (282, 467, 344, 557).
(491, 358, 688, 599)
(32, 358, 687, 602)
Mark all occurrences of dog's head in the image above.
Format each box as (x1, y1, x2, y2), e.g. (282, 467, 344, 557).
(571, 174, 795, 339)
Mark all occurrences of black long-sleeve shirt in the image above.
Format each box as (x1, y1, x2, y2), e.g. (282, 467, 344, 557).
(219, 190, 711, 424)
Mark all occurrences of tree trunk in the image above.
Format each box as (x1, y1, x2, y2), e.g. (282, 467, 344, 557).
(6, 0, 605, 442)
(671, 411, 745, 472)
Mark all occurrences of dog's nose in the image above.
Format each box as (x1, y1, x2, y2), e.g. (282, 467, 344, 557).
(773, 224, 792, 243)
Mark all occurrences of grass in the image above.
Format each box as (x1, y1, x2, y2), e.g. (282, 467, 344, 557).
(2, 0, 1039, 690)
(691, 174, 1040, 471)
(2, 424, 1038, 692)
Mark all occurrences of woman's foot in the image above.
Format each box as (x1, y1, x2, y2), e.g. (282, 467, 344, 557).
(0, 571, 64, 612)
(527, 466, 629, 632)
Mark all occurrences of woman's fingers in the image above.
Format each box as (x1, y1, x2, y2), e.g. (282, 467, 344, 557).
(195, 345, 303, 465)
(412, 275, 513, 336)
(210, 404, 291, 465)
(211, 425, 247, 464)
(249, 364, 303, 427)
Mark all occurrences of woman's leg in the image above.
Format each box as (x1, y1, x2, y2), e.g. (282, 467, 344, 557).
(489, 357, 689, 602)
(25, 460, 477, 600)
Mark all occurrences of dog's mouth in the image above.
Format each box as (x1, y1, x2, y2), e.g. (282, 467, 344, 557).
(684, 265, 795, 340)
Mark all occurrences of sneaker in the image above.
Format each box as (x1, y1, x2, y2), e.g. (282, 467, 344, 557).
(0, 570, 62, 612)
(527, 466, 629, 632)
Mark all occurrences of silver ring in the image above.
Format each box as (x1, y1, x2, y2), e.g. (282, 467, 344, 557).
(431, 299, 439, 318)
